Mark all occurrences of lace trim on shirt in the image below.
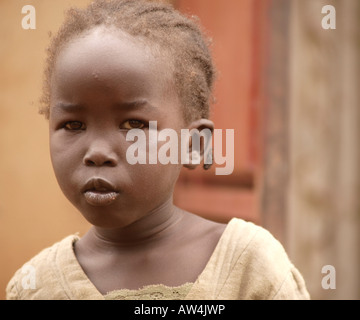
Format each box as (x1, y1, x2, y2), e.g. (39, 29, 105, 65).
(104, 283, 193, 300)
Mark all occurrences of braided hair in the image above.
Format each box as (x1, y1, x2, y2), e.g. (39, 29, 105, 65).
(40, 0, 216, 124)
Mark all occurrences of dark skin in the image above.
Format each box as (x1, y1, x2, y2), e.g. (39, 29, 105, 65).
(49, 27, 226, 294)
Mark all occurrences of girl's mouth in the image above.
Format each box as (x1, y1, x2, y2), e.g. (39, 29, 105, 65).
(82, 177, 119, 206)
(83, 190, 119, 206)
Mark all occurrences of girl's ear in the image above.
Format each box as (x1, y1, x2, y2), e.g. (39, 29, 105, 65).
(183, 119, 214, 170)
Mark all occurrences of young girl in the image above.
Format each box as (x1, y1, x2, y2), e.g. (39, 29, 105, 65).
(6, 0, 309, 300)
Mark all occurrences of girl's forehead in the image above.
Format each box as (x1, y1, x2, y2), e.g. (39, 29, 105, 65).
(56, 28, 161, 75)
(52, 27, 174, 95)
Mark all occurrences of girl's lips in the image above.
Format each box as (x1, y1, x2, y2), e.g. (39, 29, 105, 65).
(84, 190, 119, 206)
(82, 177, 118, 193)
(82, 177, 119, 206)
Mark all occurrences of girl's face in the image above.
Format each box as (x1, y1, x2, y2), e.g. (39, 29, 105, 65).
(49, 27, 185, 228)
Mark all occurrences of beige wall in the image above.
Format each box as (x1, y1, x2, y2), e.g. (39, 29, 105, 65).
(288, 0, 360, 299)
(0, 0, 92, 300)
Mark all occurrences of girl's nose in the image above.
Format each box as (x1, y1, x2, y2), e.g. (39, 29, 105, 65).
(83, 141, 118, 167)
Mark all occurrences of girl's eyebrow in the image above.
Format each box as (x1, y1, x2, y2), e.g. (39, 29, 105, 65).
(54, 102, 84, 113)
(53, 100, 159, 114)
(113, 100, 159, 113)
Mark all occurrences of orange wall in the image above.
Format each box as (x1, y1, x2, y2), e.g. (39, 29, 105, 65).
(0, 0, 92, 300)
(177, 0, 256, 173)
(174, 0, 262, 223)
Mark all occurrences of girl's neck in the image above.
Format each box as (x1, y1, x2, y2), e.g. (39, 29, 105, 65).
(82, 199, 184, 250)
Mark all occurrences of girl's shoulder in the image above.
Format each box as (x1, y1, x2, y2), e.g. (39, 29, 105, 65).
(187, 217, 311, 299)
(6, 235, 80, 300)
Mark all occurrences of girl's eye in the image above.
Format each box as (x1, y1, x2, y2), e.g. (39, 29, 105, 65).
(121, 120, 146, 130)
(64, 121, 86, 131)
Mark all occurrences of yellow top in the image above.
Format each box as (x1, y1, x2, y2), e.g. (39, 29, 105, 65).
(6, 218, 310, 300)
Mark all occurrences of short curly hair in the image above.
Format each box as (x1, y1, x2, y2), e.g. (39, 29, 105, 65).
(39, 0, 216, 124)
